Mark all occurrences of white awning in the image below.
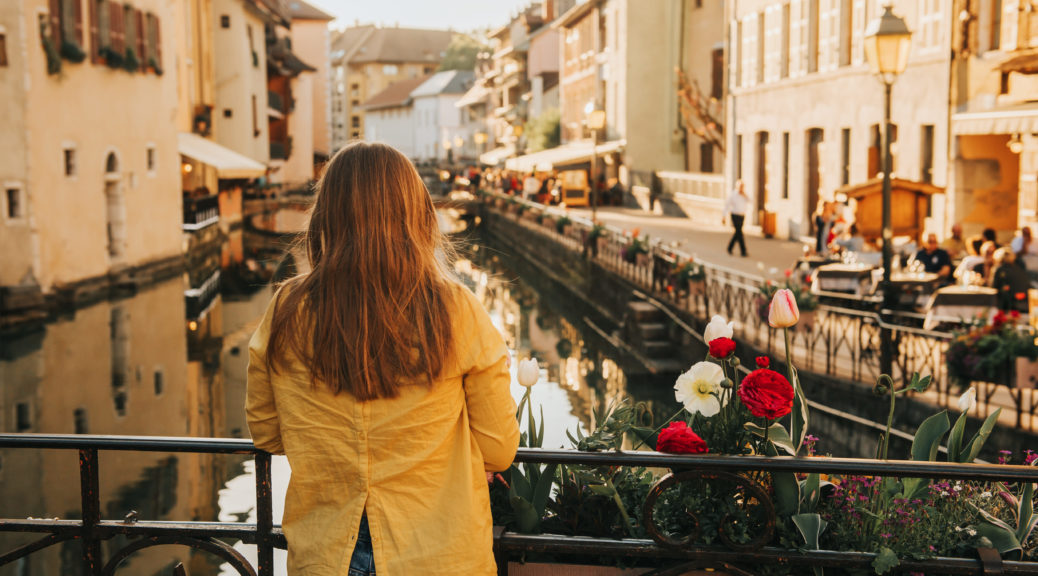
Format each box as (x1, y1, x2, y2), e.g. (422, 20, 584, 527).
(178, 132, 267, 179)
(479, 144, 515, 166)
(952, 105, 1038, 135)
(455, 83, 490, 108)
(505, 140, 626, 172)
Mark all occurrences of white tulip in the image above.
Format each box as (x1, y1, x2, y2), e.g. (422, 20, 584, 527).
(517, 358, 540, 388)
(703, 315, 734, 343)
(957, 387, 977, 413)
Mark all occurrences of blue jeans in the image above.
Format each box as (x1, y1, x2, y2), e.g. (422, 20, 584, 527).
(348, 515, 375, 576)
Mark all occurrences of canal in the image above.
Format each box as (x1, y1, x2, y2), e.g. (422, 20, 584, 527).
(0, 206, 683, 576)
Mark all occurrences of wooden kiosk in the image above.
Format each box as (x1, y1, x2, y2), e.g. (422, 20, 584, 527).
(834, 177, 943, 243)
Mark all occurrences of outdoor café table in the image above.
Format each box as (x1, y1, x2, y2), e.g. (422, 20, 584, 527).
(811, 263, 877, 295)
(795, 256, 839, 271)
(889, 272, 942, 307)
(922, 286, 998, 330)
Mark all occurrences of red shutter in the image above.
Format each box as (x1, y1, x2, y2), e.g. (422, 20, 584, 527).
(108, 1, 122, 53)
(154, 15, 161, 69)
(74, 0, 83, 46)
(48, 0, 61, 47)
(88, 0, 99, 61)
(135, 9, 144, 66)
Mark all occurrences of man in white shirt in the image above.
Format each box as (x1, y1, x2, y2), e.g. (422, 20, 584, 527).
(723, 180, 750, 257)
(522, 173, 541, 201)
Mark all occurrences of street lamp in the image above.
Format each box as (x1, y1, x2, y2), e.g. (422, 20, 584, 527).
(585, 101, 606, 221)
(865, 5, 912, 379)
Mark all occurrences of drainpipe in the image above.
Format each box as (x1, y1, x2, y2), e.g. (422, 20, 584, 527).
(679, 0, 689, 171)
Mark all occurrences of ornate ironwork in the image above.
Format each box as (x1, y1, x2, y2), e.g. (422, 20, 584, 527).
(642, 470, 776, 552)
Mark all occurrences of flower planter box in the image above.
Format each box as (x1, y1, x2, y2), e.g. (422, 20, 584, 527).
(687, 279, 706, 299)
(635, 253, 649, 268)
(507, 562, 650, 576)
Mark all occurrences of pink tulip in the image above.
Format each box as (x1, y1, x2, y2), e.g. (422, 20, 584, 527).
(768, 288, 800, 328)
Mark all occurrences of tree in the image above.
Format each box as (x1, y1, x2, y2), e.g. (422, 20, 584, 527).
(676, 68, 724, 154)
(523, 108, 561, 153)
(438, 34, 485, 72)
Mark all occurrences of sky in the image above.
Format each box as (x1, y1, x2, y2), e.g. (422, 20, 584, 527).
(307, 0, 531, 33)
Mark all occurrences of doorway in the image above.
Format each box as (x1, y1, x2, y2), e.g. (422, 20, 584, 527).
(756, 131, 769, 224)
(104, 152, 126, 263)
(806, 128, 824, 234)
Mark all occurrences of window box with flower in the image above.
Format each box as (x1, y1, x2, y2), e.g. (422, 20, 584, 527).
(623, 236, 649, 267)
(675, 260, 706, 299)
(946, 310, 1038, 390)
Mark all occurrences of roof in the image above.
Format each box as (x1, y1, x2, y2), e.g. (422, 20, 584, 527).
(344, 27, 453, 64)
(555, 0, 605, 28)
(361, 75, 431, 110)
(331, 26, 375, 62)
(835, 177, 944, 199)
(997, 48, 1038, 75)
(455, 82, 490, 108)
(288, 0, 334, 21)
(411, 70, 474, 98)
(178, 133, 266, 179)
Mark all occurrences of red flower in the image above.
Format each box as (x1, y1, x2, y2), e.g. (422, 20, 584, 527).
(755, 356, 770, 369)
(738, 368, 794, 420)
(656, 421, 709, 454)
(709, 337, 736, 359)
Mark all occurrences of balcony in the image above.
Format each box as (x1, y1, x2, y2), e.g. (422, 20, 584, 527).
(268, 90, 286, 118)
(270, 138, 292, 160)
(182, 194, 220, 231)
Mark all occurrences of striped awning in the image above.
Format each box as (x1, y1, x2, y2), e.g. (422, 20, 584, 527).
(952, 104, 1038, 135)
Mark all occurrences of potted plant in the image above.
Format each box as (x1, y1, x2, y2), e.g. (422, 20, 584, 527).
(586, 224, 607, 256)
(676, 260, 706, 298)
(624, 236, 649, 267)
(946, 310, 1038, 389)
(555, 215, 572, 235)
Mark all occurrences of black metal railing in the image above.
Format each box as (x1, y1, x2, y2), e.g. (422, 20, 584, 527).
(183, 195, 221, 231)
(3, 434, 1038, 575)
(481, 193, 1038, 431)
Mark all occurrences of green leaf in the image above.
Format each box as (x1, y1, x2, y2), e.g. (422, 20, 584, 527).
(960, 408, 1001, 463)
(511, 466, 533, 500)
(536, 405, 545, 448)
(792, 513, 828, 550)
(532, 463, 557, 516)
(745, 422, 797, 456)
(911, 411, 950, 462)
(630, 426, 658, 450)
(800, 473, 821, 513)
(773, 470, 801, 517)
(510, 495, 541, 533)
(790, 375, 809, 456)
(872, 547, 899, 575)
(976, 522, 1022, 556)
(588, 484, 616, 497)
(947, 412, 968, 463)
(1017, 481, 1035, 544)
(903, 372, 932, 394)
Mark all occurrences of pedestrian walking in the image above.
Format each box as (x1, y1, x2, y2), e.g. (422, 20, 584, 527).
(247, 142, 519, 576)
(723, 180, 750, 257)
(650, 171, 663, 213)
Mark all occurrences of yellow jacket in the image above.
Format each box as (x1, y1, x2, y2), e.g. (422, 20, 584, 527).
(247, 285, 519, 575)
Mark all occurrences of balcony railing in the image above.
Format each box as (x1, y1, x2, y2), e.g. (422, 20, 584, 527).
(183, 195, 220, 231)
(2, 434, 1038, 575)
(269, 138, 292, 161)
(267, 90, 285, 115)
(657, 170, 726, 201)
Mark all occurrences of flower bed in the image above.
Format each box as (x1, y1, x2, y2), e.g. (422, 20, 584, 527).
(494, 292, 1038, 574)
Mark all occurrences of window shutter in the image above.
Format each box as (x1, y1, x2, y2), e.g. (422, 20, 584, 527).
(49, 0, 61, 47)
(109, 1, 122, 54)
(89, 0, 99, 61)
(135, 9, 144, 65)
(74, 0, 83, 46)
(154, 15, 161, 68)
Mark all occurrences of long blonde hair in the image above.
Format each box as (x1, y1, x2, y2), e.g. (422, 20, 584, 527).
(266, 141, 456, 399)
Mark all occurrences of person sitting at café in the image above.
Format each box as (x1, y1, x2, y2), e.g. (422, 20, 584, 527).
(913, 233, 953, 282)
(940, 222, 967, 260)
(982, 227, 999, 248)
(971, 241, 999, 285)
(954, 236, 987, 283)
(832, 223, 865, 254)
(1011, 226, 1037, 263)
(990, 248, 1030, 312)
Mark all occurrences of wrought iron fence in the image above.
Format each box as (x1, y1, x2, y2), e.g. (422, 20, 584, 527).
(4, 434, 1038, 575)
(481, 192, 1038, 431)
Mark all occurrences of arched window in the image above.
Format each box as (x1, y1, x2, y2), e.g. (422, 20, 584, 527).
(105, 151, 119, 174)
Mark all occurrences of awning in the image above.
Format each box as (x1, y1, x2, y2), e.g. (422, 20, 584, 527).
(178, 133, 266, 179)
(997, 49, 1038, 74)
(479, 144, 515, 166)
(455, 83, 489, 108)
(505, 140, 625, 172)
(952, 104, 1038, 135)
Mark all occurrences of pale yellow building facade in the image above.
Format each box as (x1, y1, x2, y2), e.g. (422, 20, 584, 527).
(0, 0, 182, 295)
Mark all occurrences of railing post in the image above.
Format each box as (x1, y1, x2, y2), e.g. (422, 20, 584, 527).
(255, 452, 274, 576)
(79, 448, 102, 576)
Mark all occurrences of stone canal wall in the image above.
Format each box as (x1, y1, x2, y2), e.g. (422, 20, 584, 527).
(480, 206, 1038, 459)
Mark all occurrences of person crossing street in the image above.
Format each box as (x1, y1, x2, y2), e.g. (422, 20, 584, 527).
(723, 180, 750, 257)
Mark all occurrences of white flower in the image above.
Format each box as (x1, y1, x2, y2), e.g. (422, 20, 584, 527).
(674, 361, 725, 417)
(517, 358, 539, 388)
(703, 315, 734, 343)
(967, 528, 977, 537)
(957, 387, 976, 412)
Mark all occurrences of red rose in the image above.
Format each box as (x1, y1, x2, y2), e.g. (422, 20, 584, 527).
(656, 421, 709, 454)
(738, 368, 794, 420)
(755, 356, 770, 369)
(708, 337, 736, 359)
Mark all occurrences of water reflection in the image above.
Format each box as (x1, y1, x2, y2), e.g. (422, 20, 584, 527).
(0, 208, 681, 576)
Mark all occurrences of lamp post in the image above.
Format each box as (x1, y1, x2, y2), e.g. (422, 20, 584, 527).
(585, 101, 606, 221)
(864, 5, 912, 379)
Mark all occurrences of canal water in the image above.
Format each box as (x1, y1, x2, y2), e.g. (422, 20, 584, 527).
(0, 207, 683, 576)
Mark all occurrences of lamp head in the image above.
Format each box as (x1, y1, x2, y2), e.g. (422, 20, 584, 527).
(864, 5, 912, 81)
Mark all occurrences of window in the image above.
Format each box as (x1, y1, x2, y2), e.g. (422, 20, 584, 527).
(711, 47, 724, 99)
(63, 146, 76, 177)
(735, 134, 743, 179)
(146, 145, 155, 174)
(16, 402, 31, 432)
(757, 11, 765, 83)
(0, 32, 7, 67)
(807, 0, 819, 73)
(147, 12, 162, 70)
(780, 3, 790, 78)
(423, 66, 432, 74)
(5, 186, 22, 220)
(252, 94, 259, 137)
(921, 124, 935, 184)
(352, 131, 360, 139)
(991, 0, 1003, 50)
(840, 128, 850, 185)
(734, 20, 743, 87)
(123, 5, 136, 68)
(839, 0, 853, 66)
(383, 64, 398, 75)
(351, 99, 359, 108)
(351, 116, 360, 128)
(220, 14, 230, 28)
(700, 142, 714, 173)
(223, 108, 232, 118)
(782, 132, 790, 199)
(58, 0, 84, 51)
(74, 408, 88, 434)
(154, 368, 164, 395)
